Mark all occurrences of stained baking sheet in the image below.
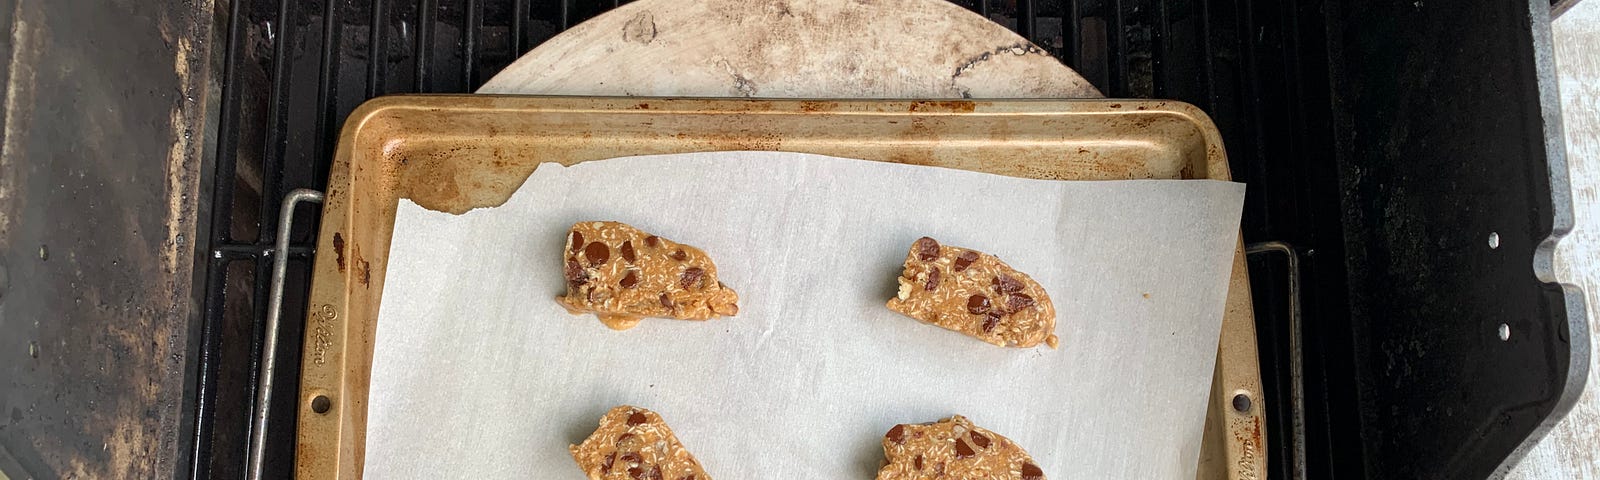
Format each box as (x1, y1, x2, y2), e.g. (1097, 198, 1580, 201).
(364, 151, 1244, 478)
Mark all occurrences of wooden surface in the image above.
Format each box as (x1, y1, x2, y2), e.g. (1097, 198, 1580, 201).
(477, 0, 1101, 98)
(1509, 1, 1600, 478)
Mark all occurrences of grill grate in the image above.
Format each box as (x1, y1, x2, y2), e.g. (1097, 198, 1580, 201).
(191, 0, 1312, 478)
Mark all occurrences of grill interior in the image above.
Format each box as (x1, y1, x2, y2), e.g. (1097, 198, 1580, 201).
(191, 0, 1570, 478)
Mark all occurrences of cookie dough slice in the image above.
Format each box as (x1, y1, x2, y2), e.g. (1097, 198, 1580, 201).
(571, 406, 711, 480)
(876, 415, 1046, 480)
(558, 221, 739, 330)
(886, 237, 1058, 348)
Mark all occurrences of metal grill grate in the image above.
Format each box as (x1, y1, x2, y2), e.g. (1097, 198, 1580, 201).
(191, 0, 1313, 478)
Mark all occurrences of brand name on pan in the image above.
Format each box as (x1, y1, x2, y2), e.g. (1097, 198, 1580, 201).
(312, 304, 337, 365)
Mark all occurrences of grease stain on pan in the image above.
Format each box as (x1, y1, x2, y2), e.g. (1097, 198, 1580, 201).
(352, 242, 372, 289)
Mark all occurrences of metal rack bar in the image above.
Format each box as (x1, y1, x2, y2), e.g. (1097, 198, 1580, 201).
(512, 0, 528, 54)
(368, 0, 388, 97)
(214, 243, 317, 258)
(261, 0, 293, 237)
(465, 0, 483, 88)
(244, 4, 297, 467)
(415, 0, 437, 91)
(1111, 0, 1128, 97)
(561, 0, 572, 30)
(1066, 0, 1081, 68)
(316, 0, 342, 182)
(246, 190, 326, 480)
(188, 0, 251, 474)
(1246, 241, 1307, 480)
(1200, 0, 1218, 112)
(1154, 0, 1171, 97)
(1020, 0, 1037, 41)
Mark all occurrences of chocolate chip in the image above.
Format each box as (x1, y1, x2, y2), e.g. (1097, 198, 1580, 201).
(615, 433, 635, 445)
(1021, 462, 1045, 480)
(669, 249, 688, 261)
(659, 293, 674, 308)
(914, 237, 941, 262)
(680, 267, 705, 289)
(981, 314, 1001, 333)
(886, 424, 907, 444)
(570, 231, 585, 252)
(954, 250, 979, 272)
(627, 411, 648, 426)
(601, 453, 616, 472)
(1007, 293, 1035, 310)
(646, 236, 661, 248)
(619, 452, 642, 466)
(621, 241, 636, 263)
(954, 439, 976, 458)
(913, 455, 924, 471)
(565, 259, 589, 286)
(966, 294, 991, 315)
(620, 271, 640, 289)
(924, 268, 941, 291)
(969, 431, 990, 448)
(584, 242, 610, 266)
(994, 274, 1023, 294)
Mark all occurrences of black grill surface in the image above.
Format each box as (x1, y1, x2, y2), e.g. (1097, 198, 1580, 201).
(189, 0, 1576, 479)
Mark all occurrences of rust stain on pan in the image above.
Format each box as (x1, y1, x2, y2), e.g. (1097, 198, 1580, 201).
(333, 232, 347, 273)
(907, 100, 977, 113)
(671, 131, 784, 151)
(1228, 415, 1264, 479)
(798, 100, 839, 112)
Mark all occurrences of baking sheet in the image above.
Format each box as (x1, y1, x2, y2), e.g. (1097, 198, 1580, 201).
(365, 151, 1245, 479)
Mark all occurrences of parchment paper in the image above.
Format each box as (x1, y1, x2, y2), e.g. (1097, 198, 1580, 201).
(365, 152, 1245, 479)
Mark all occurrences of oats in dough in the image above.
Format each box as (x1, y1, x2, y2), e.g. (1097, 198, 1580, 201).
(570, 406, 712, 480)
(876, 415, 1046, 480)
(886, 237, 1058, 348)
(558, 221, 739, 330)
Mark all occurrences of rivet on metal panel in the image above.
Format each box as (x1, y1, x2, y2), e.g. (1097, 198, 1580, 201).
(311, 395, 332, 414)
(1232, 392, 1253, 413)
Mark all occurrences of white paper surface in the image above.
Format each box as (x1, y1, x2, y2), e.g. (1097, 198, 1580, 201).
(366, 152, 1245, 479)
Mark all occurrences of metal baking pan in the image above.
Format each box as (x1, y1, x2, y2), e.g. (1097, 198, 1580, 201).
(291, 95, 1267, 479)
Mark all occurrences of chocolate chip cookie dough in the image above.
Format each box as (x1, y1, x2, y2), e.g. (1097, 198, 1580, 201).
(886, 237, 1058, 348)
(558, 221, 739, 330)
(571, 406, 712, 480)
(876, 415, 1047, 480)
